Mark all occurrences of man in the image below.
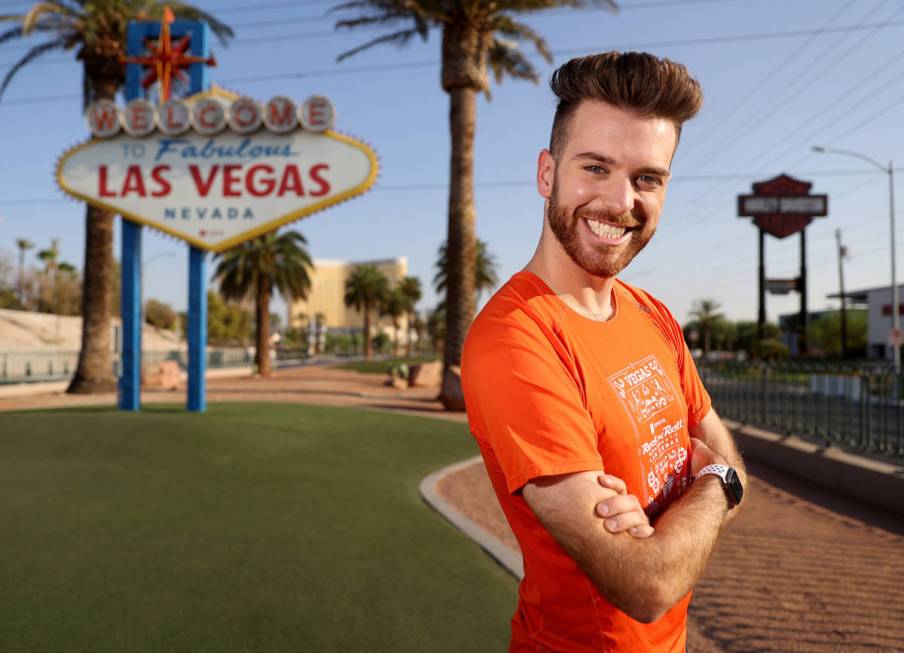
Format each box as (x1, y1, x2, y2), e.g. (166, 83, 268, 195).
(461, 51, 747, 653)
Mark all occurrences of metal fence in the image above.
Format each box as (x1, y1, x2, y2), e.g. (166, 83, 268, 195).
(0, 349, 258, 384)
(699, 361, 904, 461)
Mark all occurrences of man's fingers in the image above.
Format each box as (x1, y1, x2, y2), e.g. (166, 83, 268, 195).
(596, 493, 642, 518)
(601, 511, 653, 535)
(628, 524, 655, 538)
(597, 473, 627, 495)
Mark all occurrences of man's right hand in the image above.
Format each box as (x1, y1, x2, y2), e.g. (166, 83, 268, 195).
(594, 474, 655, 539)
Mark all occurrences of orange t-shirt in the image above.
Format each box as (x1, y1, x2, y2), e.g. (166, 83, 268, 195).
(461, 271, 712, 653)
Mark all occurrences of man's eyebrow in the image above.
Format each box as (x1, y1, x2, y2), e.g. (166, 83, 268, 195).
(573, 152, 671, 180)
(573, 152, 616, 165)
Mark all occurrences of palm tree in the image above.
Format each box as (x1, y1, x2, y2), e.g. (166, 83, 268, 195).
(434, 238, 499, 305)
(332, 0, 618, 407)
(37, 238, 61, 314)
(381, 286, 407, 355)
(1, 2, 233, 393)
(344, 264, 389, 360)
(689, 298, 724, 360)
(15, 238, 33, 305)
(214, 231, 313, 377)
(398, 276, 422, 355)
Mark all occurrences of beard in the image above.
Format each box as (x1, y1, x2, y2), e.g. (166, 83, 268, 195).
(546, 179, 655, 278)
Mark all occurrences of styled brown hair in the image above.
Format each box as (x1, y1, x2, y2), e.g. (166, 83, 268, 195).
(548, 51, 703, 156)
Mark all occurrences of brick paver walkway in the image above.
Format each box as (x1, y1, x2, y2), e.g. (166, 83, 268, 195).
(4, 364, 902, 651)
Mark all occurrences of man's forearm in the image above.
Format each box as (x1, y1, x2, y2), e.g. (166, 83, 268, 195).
(581, 473, 728, 623)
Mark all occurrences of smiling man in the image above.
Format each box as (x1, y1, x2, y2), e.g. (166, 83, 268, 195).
(461, 52, 747, 652)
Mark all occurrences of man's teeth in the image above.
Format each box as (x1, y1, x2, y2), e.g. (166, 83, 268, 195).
(586, 219, 627, 239)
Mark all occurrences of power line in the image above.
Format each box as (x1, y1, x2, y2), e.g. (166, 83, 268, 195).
(0, 0, 754, 55)
(4, 17, 904, 99)
(665, 0, 902, 226)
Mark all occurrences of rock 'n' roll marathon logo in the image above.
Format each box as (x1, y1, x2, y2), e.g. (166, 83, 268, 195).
(608, 355, 689, 512)
(57, 91, 378, 252)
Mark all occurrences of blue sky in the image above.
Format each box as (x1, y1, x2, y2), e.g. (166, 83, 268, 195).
(1, 0, 903, 326)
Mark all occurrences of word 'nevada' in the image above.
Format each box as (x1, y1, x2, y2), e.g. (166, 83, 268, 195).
(98, 163, 331, 198)
(86, 95, 335, 139)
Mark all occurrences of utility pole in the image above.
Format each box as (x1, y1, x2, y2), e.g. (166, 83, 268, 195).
(835, 229, 848, 359)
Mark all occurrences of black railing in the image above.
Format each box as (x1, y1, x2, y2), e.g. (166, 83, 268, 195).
(699, 361, 904, 462)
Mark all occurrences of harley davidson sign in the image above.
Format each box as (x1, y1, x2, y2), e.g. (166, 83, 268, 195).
(57, 89, 378, 252)
(737, 174, 828, 239)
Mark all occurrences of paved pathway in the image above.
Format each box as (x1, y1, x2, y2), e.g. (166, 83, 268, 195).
(3, 365, 902, 651)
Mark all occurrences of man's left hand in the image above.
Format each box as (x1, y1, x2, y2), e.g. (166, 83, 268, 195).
(594, 474, 655, 539)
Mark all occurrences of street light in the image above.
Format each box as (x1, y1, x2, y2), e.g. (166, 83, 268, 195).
(812, 146, 898, 368)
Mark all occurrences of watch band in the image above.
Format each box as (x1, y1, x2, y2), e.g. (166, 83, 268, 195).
(696, 464, 729, 481)
(696, 463, 743, 507)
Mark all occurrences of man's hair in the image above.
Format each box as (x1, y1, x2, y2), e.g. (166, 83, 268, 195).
(548, 51, 703, 157)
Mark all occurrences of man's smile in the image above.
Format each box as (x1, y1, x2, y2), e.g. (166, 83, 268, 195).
(582, 218, 635, 246)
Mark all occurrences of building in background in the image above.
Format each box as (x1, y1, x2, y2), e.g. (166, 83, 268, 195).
(288, 257, 410, 342)
(827, 285, 904, 361)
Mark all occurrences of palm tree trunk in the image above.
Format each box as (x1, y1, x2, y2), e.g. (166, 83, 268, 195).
(406, 311, 413, 356)
(363, 301, 372, 360)
(16, 247, 24, 305)
(67, 202, 116, 393)
(440, 84, 478, 406)
(256, 277, 272, 376)
(438, 22, 485, 410)
(68, 75, 118, 394)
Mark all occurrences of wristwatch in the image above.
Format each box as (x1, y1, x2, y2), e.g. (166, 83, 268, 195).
(695, 464, 743, 508)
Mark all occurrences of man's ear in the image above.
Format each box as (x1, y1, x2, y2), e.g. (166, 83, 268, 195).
(537, 149, 555, 199)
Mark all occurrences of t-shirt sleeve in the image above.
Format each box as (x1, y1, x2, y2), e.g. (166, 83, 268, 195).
(462, 314, 603, 494)
(663, 308, 712, 428)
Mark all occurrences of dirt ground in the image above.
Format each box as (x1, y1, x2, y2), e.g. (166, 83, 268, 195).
(3, 364, 903, 651)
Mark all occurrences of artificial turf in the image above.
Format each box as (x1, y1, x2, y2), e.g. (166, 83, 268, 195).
(335, 355, 440, 375)
(0, 403, 516, 652)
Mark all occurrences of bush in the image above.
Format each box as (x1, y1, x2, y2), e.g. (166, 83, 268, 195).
(145, 299, 178, 330)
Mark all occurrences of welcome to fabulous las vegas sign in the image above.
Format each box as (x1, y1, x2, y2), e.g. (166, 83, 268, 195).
(57, 86, 378, 252)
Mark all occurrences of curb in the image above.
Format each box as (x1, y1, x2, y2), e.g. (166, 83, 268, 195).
(419, 455, 524, 580)
(724, 419, 904, 518)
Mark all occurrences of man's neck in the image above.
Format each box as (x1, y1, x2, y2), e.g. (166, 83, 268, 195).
(524, 224, 617, 322)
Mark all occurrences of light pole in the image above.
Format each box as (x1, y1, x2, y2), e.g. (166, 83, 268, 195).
(812, 146, 897, 368)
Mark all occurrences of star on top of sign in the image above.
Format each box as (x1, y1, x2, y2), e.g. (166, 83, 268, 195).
(121, 6, 217, 102)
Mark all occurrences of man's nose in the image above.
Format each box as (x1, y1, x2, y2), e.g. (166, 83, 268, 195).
(597, 176, 635, 216)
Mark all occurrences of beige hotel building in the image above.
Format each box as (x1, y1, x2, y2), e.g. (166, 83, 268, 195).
(288, 257, 411, 340)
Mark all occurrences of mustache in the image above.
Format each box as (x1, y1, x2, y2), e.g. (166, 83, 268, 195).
(575, 209, 641, 229)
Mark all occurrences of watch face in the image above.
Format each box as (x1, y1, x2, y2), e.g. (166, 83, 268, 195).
(725, 468, 743, 505)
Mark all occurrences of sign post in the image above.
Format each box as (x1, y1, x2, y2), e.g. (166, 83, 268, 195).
(738, 174, 828, 353)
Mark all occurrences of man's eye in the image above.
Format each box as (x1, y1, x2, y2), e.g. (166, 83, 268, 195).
(637, 175, 663, 187)
(585, 165, 607, 174)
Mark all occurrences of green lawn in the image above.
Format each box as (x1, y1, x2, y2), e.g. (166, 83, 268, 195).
(336, 355, 440, 375)
(0, 403, 515, 652)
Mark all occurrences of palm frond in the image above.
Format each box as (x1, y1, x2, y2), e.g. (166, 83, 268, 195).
(506, 0, 617, 13)
(488, 39, 538, 84)
(0, 37, 67, 99)
(0, 24, 24, 44)
(491, 14, 551, 62)
(337, 27, 424, 62)
(165, 2, 235, 44)
(23, 2, 76, 34)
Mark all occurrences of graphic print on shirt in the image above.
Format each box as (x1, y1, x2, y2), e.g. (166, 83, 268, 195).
(608, 354, 690, 512)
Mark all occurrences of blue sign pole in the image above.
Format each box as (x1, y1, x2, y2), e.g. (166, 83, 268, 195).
(187, 247, 207, 412)
(118, 22, 145, 411)
(186, 21, 211, 412)
(121, 18, 210, 412)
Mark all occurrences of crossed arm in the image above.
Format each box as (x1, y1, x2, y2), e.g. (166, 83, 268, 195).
(521, 408, 746, 624)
